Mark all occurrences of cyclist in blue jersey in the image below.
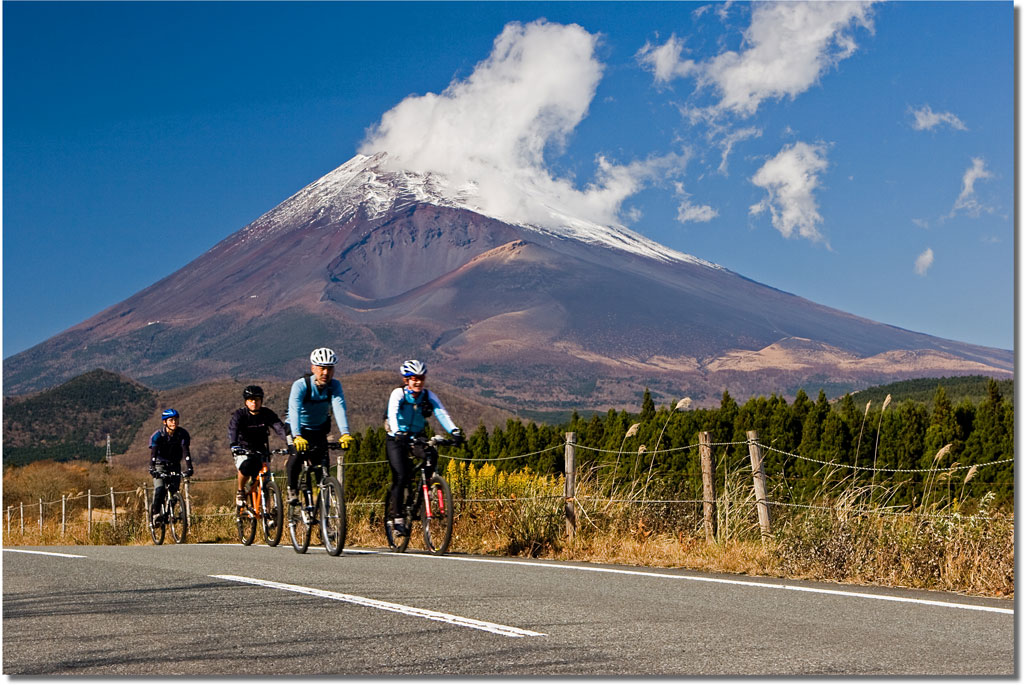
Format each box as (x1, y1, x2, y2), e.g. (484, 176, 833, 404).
(149, 408, 194, 525)
(385, 359, 464, 536)
(286, 347, 354, 505)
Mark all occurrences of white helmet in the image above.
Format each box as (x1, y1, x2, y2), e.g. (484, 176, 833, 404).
(310, 347, 337, 367)
(400, 359, 427, 377)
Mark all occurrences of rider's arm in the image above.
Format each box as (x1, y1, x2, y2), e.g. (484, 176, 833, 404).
(426, 391, 458, 434)
(287, 378, 304, 437)
(386, 388, 404, 436)
(329, 379, 350, 436)
(149, 431, 161, 472)
(181, 429, 194, 474)
(227, 408, 241, 448)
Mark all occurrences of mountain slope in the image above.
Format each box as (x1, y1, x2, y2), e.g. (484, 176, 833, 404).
(3, 153, 1011, 408)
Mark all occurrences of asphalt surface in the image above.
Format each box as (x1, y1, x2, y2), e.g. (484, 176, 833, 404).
(2, 543, 1015, 676)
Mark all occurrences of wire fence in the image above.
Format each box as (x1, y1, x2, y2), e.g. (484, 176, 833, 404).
(4, 431, 1013, 541)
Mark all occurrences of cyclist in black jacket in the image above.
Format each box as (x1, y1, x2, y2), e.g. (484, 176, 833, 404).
(228, 385, 290, 507)
(149, 408, 194, 524)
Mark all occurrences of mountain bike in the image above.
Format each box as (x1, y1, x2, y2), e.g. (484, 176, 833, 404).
(236, 448, 287, 547)
(385, 435, 456, 555)
(149, 472, 188, 545)
(288, 443, 346, 556)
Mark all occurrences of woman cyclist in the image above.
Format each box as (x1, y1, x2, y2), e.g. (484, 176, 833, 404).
(385, 359, 464, 536)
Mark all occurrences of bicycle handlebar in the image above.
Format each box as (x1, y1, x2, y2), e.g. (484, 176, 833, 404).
(409, 434, 461, 448)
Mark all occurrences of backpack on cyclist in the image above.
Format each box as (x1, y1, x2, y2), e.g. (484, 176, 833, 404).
(302, 372, 333, 403)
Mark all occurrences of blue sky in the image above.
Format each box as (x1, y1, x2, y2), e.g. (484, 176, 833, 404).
(3, 1, 1015, 358)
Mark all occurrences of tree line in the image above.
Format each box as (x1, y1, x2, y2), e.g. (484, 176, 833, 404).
(342, 379, 1014, 508)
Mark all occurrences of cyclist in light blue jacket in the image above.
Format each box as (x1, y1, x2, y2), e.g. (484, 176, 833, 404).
(385, 359, 464, 535)
(285, 347, 354, 505)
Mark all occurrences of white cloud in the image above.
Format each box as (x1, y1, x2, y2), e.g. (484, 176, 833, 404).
(673, 181, 717, 224)
(915, 248, 934, 276)
(716, 126, 761, 174)
(909, 105, 967, 131)
(360, 20, 683, 229)
(677, 200, 718, 224)
(749, 141, 829, 241)
(951, 157, 995, 217)
(645, 1, 876, 117)
(637, 34, 697, 84)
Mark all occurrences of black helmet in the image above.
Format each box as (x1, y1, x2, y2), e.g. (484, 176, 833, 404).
(243, 385, 264, 400)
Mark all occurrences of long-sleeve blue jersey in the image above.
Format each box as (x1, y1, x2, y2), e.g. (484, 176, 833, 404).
(288, 376, 350, 437)
(386, 387, 456, 436)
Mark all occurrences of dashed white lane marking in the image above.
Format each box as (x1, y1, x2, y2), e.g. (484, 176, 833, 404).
(3, 548, 86, 558)
(358, 551, 1014, 615)
(210, 574, 546, 637)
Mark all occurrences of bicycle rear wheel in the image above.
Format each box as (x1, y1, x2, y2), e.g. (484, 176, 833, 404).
(149, 508, 165, 545)
(262, 480, 283, 547)
(289, 476, 313, 554)
(168, 493, 188, 544)
(421, 474, 454, 555)
(320, 476, 346, 556)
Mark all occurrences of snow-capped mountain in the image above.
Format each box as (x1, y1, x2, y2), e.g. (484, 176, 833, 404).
(242, 152, 718, 267)
(3, 154, 1012, 407)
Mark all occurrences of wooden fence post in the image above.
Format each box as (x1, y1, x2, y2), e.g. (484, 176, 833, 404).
(110, 488, 117, 527)
(699, 431, 717, 543)
(39, 499, 43, 534)
(87, 490, 93, 536)
(20, 502, 24, 535)
(61, 496, 67, 537)
(564, 432, 576, 541)
(7, 506, 11, 535)
(746, 430, 772, 540)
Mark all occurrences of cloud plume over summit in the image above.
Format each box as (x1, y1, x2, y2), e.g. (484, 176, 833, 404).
(360, 20, 682, 231)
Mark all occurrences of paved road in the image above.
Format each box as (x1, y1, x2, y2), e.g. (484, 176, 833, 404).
(2, 543, 1014, 676)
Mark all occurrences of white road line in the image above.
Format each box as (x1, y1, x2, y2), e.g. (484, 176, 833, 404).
(3, 549, 86, 558)
(363, 551, 1014, 615)
(210, 574, 546, 637)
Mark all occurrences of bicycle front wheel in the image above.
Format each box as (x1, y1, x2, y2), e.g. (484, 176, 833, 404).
(422, 474, 454, 555)
(262, 480, 283, 547)
(289, 477, 313, 554)
(168, 493, 188, 544)
(150, 508, 165, 545)
(320, 477, 347, 556)
(238, 499, 257, 546)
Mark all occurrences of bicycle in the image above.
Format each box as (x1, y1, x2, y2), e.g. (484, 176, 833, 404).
(385, 434, 456, 555)
(236, 448, 288, 547)
(288, 442, 346, 556)
(149, 471, 188, 545)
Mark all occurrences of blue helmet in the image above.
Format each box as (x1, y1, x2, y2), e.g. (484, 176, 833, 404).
(161, 408, 180, 421)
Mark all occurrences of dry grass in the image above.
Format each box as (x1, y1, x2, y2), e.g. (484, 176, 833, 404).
(3, 461, 1013, 598)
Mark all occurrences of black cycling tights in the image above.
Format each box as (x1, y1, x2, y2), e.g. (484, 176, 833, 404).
(385, 436, 435, 519)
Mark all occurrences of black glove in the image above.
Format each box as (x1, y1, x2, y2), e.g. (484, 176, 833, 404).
(184, 465, 194, 477)
(451, 427, 465, 446)
(149, 468, 159, 478)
